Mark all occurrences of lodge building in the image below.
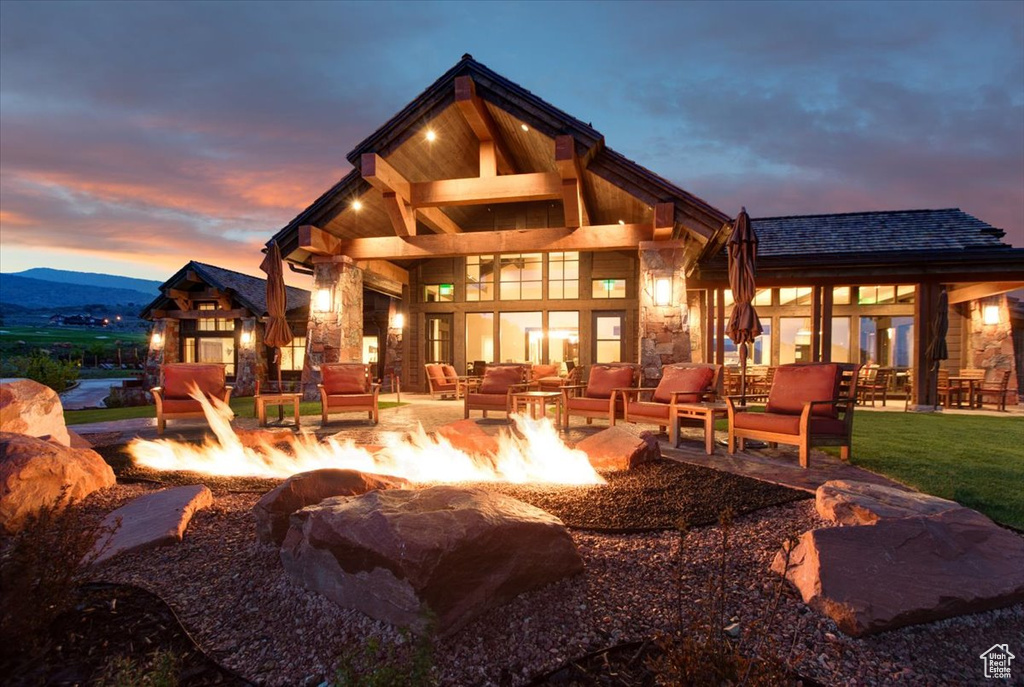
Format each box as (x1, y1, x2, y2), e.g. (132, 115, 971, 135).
(260, 55, 1022, 407)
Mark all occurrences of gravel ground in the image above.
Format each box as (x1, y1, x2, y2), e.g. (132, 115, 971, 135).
(78, 482, 1024, 687)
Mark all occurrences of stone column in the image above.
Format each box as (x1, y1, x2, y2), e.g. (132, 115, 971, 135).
(968, 295, 1019, 405)
(143, 318, 179, 392)
(638, 243, 692, 387)
(301, 257, 363, 400)
(233, 317, 258, 396)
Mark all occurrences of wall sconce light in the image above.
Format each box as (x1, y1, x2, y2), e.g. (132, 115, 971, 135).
(654, 277, 672, 306)
(983, 304, 1000, 325)
(150, 332, 163, 349)
(391, 313, 405, 330)
(313, 287, 333, 313)
(240, 330, 253, 346)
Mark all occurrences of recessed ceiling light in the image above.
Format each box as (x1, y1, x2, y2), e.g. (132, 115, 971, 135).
(618, 219, 625, 225)
(352, 200, 363, 211)
(425, 130, 437, 142)
(521, 124, 529, 132)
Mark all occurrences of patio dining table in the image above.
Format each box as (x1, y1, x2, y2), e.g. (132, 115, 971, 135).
(947, 376, 982, 408)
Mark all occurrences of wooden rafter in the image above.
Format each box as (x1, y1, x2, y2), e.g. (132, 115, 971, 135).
(653, 203, 675, 240)
(355, 259, 410, 286)
(300, 223, 652, 260)
(454, 76, 514, 176)
(410, 172, 562, 207)
(947, 281, 1024, 305)
(555, 135, 590, 228)
(382, 192, 416, 236)
(361, 153, 462, 234)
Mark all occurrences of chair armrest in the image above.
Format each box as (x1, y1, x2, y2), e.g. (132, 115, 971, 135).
(222, 386, 233, 403)
(151, 386, 163, 397)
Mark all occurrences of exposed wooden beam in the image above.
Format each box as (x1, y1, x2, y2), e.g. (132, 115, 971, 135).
(361, 153, 462, 234)
(653, 203, 675, 241)
(356, 260, 410, 286)
(156, 308, 247, 320)
(947, 281, 1024, 305)
(555, 135, 590, 228)
(479, 140, 497, 178)
(299, 224, 341, 256)
(167, 288, 191, 301)
(418, 207, 462, 235)
(382, 192, 416, 236)
(317, 223, 653, 261)
(410, 172, 562, 208)
(454, 75, 514, 175)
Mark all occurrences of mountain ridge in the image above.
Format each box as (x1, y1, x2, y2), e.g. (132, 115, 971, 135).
(8, 268, 163, 294)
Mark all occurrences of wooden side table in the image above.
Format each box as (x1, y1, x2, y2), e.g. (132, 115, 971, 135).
(511, 390, 563, 426)
(672, 402, 728, 454)
(256, 392, 301, 427)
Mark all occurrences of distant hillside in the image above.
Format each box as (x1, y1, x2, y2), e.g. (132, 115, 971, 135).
(11, 268, 162, 295)
(0, 273, 155, 310)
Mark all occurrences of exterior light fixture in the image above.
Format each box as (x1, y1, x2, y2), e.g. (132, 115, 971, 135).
(313, 287, 333, 313)
(351, 199, 363, 211)
(654, 277, 672, 306)
(151, 332, 163, 348)
(392, 313, 405, 330)
(521, 124, 529, 132)
(618, 219, 625, 225)
(425, 129, 437, 142)
(983, 305, 1000, 325)
(240, 330, 253, 346)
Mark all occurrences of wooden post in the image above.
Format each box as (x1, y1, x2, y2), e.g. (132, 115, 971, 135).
(810, 286, 822, 362)
(715, 288, 726, 365)
(913, 281, 937, 408)
(821, 286, 834, 363)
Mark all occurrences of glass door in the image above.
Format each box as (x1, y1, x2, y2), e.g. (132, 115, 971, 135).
(425, 314, 452, 364)
(593, 311, 625, 363)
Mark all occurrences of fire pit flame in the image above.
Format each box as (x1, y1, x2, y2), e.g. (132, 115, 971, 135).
(129, 387, 605, 485)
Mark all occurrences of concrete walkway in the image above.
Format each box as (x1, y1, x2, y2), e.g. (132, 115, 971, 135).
(60, 377, 133, 410)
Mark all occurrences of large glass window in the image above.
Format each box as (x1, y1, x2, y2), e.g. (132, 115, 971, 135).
(425, 315, 451, 363)
(499, 253, 542, 300)
(197, 302, 233, 332)
(280, 336, 306, 372)
(860, 316, 914, 368)
(499, 311, 542, 363)
(547, 311, 579, 364)
(779, 317, 813, 364)
(595, 314, 624, 363)
(832, 287, 851, 305)
(466, 313, 494, 364)
(424, 284, 454, 302)
(779, 288, 813, 306)
(752, 321, 772, 365)
(830, 317, 850, 362)
(723, 289, 772, 307)
(466, 255, 495, 302)
(547, 252, 579, 299)
(182, 336, 235, 376)
(593, 278, 627, 299)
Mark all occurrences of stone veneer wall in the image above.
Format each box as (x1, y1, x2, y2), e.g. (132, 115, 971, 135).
(300, 258, 363, 400)
(968, 295, 1019, 405)
(638, 244, 692, 387)
(143, 318, 179, 392)
(382, 298, 403, 394)
(233, 317, 259, 396)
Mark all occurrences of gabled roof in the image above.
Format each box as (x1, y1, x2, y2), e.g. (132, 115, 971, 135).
(140, 261, 308, 319)
(270, 54, 729, 261)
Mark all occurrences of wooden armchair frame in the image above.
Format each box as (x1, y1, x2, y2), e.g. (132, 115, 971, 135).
(974, 369, 1012, 411)
(620, 363, 722, 442)
(464, 364, 532, 419)
(726, 363, 859, 468)
(318, 363, 380, 425)
(561, 363, 640, 429)
(151, 363, 233, 435)
(424, 363, 460, 400)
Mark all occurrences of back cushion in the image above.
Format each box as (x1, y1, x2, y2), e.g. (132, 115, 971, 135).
(164, 364, 225, 399)
(322, 365, 367, 394)
(442, 364, 459, 381)
(586, 365, 635, 399)
(766, 364, 840, 418)
(425, 364, 445, 382)
(479, 366, 524, 394)
(653, 366, 715, 404)
(532, 364, 560, 379)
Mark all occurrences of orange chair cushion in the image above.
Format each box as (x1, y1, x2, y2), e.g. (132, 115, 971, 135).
(627, 401, 670, 421)
(567, 396, 621, 413)
(479, 366, 524, 394)
(733, 411, 846, 436)
(321, 365, 367, 394)
(586, 366, 635, 399)
(163, 364, 226, 400)
(326, 394, 375, 408)
(160, 398, 205, 414)
(442, 364, 459, 382)
(466, 393, 510, 408)
(532, 364, 560, 380)
(425, 364, 446, 382)
(653, 366, 714, 404)
(766, 364, 840, 418)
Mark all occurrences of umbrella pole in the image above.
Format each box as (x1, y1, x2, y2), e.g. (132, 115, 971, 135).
(275, 349, 284, 422)
(739, 342, 748, 407)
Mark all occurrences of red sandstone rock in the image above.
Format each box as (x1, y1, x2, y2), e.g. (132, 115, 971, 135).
(280, 486, 584, 636)
(254, 468, 408, 545)
(0, 432, 115, 533)
(0, 378, 71, 447)
(435, 419, 500, 456)
(773, 508, 1024, 636)
(234, 427, 295, 451)
(92, 484, 213, 564)
(67, 429, 92, 448)
(574, 426, 660, 471)
(815, 479, 961, 526)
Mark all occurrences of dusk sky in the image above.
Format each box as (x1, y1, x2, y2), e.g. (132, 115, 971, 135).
(1, 0, 1022, 287)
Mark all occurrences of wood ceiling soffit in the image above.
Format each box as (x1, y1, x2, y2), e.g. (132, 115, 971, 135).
(947, 281, 1024, 304)
(653, 203, 675, 241)
(455, 76, 515, 176)
(304, 223, 653, 261)
(555, 135, 590, 229)
(356, 260, 410, 286)
(361, 153, 462, 235)
(411, 172, 562, 207)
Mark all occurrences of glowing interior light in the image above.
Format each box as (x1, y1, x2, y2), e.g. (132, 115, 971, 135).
(351, 199, 363, 211)
(654, 277, 672, 306)
(521, 124, 529, 132)
(983, 305, 1000, 325)
(240, 331, 253, 346)
(426, 130, 437, 142)
(392, 313, 405, 329)
(618, 219, 625, 225)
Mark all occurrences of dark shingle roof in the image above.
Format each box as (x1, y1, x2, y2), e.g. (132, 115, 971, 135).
(750, 208, 1008, 258)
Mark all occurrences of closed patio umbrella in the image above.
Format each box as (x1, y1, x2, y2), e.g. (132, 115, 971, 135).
(260, 241, 293, 398)
(925, 287, 949, 409)
(726, 207, 763, 406)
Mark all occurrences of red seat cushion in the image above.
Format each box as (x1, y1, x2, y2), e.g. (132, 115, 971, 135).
(479, 366, 525, 394)
(321, 365, 368, 394)
(163, 364, 226, 400)
(532, 364, 560, 380)
(653, 366, 715, 404)
(733, 411, 846, 436)
(567, 396, 622, 414)
(627, 401, 670, 421)
(326, 394, 375, 408)
(466, 393, 509, 408)
(766, 364, 841, 418)
(586, 366, 635, 399)
(160, 398, 205, 414)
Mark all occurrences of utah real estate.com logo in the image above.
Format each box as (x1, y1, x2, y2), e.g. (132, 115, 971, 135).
(980, 644, 1015, 680)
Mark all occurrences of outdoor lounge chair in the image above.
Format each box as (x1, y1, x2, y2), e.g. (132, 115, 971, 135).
(621, 363, 721, 441)
(536, 363, 580, 392)
(151, 363, 232, 435)
(424, 363, 460, 400)
(562, 363, 640, 429)
(857, 366, 891, 406)
(974, 369, 1012, 411)
(464, 363, 531, 419)
(726, 362, 859, 468)
(318, 363, 380, 425)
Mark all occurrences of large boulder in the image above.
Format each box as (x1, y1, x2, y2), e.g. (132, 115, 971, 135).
(0, 378, 71, 447)
(281, 486, 584, 635)
(773, 508, 1024, 636)
(92, 484, 213, 564)
(254, 468, 409, 545)
(816, 479, 961, 525)
(0, 432, 116, 533)
(435, 419, 500, 457)
(575, 426, 660, 471)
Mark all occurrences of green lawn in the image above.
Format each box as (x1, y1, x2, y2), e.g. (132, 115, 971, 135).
(65, 399, 405, 425)
(0, 324, 148, 348)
